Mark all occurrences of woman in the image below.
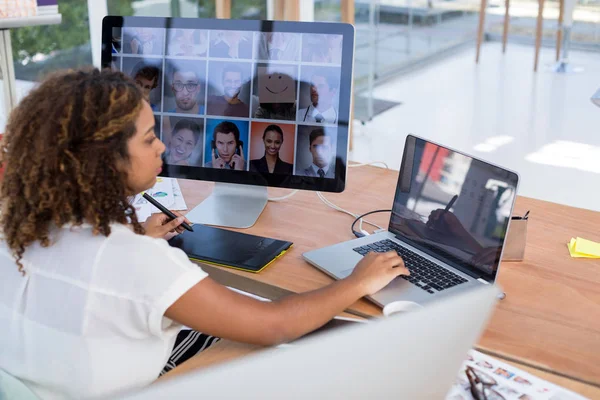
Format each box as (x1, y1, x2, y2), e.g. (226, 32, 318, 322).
(250, 125, 293, 174)
(165, 119, 201, 166)
(0, 68, 408, 399)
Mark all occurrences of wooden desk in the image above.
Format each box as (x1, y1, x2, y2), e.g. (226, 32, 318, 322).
(177, 165, 600, 388)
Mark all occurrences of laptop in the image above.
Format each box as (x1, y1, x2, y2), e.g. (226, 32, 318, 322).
(114, 285, 500, 399)
(303, 135, 519, 307)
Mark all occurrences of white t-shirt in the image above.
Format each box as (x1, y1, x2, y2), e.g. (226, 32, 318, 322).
(0, 223, 208, 399)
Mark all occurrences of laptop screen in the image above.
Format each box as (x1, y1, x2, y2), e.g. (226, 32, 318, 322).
(389, 136, 519, 282)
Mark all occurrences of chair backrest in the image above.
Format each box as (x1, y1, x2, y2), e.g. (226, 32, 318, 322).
(0, 369, 40, 400)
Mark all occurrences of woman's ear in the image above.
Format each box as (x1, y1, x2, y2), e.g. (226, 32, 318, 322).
(113, 156, 136, 196)
(115, 157, 124, 172)
(114, 153, 130, 174)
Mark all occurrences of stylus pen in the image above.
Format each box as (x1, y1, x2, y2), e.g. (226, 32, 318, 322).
(434, 194, 458, 229)
(142, 193, 194, 232)
(444, 195, 458, 212)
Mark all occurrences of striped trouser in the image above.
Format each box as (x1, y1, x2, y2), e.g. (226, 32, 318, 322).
(160, 330, 220, 376)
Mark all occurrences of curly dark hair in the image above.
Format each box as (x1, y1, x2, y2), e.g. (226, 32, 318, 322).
(0, 68, 146, 274)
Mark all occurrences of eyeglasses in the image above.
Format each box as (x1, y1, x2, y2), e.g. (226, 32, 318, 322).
(465, 366, 505, 400)
(172, 82, 199, 92)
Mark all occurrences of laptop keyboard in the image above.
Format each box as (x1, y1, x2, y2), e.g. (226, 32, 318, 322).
(353, 239, 468, 294)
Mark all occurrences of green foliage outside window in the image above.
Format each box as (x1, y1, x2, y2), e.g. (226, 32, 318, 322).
(10, 0, 265, 82)
(10, 0, 134, 81)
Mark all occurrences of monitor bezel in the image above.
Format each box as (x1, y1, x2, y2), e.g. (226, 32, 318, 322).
(101, 15, 354, 193)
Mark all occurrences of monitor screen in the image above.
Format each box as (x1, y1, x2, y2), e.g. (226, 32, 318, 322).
(102, 16, 354, 193)
(390, 135, 519, 282)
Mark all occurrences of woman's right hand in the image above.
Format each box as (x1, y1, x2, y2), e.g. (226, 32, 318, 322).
(143, 212, 189, 240)
(347, 251, 410, 296)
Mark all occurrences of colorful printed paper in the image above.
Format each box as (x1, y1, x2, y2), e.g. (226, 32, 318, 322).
(446, 349, 587, 400)
(131, 178, 187, 222)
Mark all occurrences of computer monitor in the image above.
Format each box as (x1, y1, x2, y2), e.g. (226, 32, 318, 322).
(114, 286, 500, 399)
(101, 16, 355, 228)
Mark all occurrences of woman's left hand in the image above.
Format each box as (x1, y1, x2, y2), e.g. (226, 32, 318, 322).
(143, 211, 191, 240)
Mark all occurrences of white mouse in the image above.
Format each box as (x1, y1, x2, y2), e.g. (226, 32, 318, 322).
(382, 301, 423, 317)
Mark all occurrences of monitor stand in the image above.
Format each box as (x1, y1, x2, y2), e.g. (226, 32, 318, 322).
(185, 182, 268, 229)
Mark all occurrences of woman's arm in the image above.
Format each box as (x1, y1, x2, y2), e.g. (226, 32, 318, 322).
(165, 251, 409, 346)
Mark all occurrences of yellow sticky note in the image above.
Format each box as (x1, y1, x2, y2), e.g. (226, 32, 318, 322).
(567, 238, 584, 258)
(567, 237, 600, 258)
(574, 237, 600, 258)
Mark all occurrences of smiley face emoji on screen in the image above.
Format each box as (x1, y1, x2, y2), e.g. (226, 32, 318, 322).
(257, 66, 296, 104)
(266, 74, 288, 95)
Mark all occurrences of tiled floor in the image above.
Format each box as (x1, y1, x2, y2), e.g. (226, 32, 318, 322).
(350, 42, 600, 212)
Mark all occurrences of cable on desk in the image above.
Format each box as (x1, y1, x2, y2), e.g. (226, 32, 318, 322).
(269, 189, 385, 234)
(316, 191, 384, 232)
(351, 209, 392, 238)
(268, 161, 391, 232)
(268, 190, 299, 202)
(348, 161, 390, 169)
(315, 160, 389, 232)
